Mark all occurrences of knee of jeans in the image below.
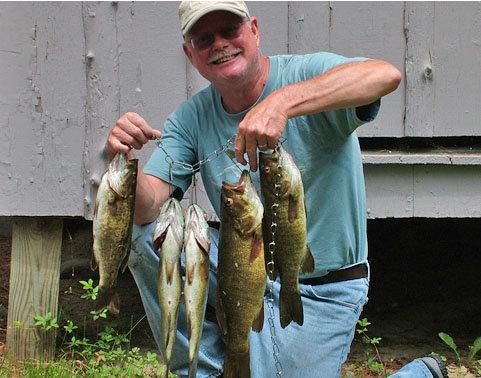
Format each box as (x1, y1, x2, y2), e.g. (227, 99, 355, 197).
(128, 221, 157, 268)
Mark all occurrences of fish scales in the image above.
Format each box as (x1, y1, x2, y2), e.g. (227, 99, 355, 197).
(153, 198, 184, 378)
(217, 170, 266, 378)
(260, 146, 314, 328)
(183, 203, 211, 378)
(92, 153, 138, 315)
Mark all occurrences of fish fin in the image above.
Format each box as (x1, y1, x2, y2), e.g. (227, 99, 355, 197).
(153, 227, 169, 251)
(301, 245, 315, 273)
(164, 363, 170, 378)
(194, 232, 211, 256)
(186, 263, 195, 286)
(90, 253, 98, 271)
(252, 303, 264, 332)
(96, 287, 119, 315)
(166, 261, 175, 285)
(108, 292, 120, 315)
(187, 310, 192, 340)
(165, 312, 172, 352)
(223, 350, 250, 378)
(279, 286, 303, 328)
(249, 228, 263, 263)
(188, 358, 199, 378)
(216, 290, 228, 340)
(288, 194, 299, 223)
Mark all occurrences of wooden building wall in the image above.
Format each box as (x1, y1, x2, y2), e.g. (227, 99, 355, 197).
(1, 2, 480, 219)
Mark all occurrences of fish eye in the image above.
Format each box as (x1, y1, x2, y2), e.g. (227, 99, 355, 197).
(225, 198, 233, 207)
(264, 166, 270, 174)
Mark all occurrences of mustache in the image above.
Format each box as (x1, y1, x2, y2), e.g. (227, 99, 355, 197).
(208, 48, 242, 64)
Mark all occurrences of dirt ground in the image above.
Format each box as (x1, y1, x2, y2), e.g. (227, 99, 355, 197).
(1, 217, 481, 376)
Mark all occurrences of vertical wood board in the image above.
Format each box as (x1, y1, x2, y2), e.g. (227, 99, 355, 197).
(432, 2, 481, 136)
(82, 1, 121, 219)
(0, 3, 86, 216)
(6, 218, 62, 360)
(287, 1, 330, 54)
(404, 2, 436, 137)
(329, 2, 405, 137)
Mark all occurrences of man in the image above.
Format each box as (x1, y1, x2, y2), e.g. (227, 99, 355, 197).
(106, 2, 446, 377)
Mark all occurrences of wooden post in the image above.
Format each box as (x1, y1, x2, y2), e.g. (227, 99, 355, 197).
(6, 217, 63, 361)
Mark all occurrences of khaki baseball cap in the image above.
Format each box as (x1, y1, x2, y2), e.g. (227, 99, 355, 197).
(179, 1, 250, 36)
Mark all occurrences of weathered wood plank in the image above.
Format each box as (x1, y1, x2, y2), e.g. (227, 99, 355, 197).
(0, 3, 86, 217)
(364, 165, 414, 218)
(413, 166, 481, 217)
(405, 2, 436, 137)
(287, 1, 330, 54)
(329, 2, 405, 137)
(6, 218, 63, 361)
(82, 2, 120, 219)
(432, 3, 481, 136)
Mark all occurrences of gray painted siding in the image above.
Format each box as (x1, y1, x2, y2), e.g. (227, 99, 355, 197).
(1, 2, 480, 219)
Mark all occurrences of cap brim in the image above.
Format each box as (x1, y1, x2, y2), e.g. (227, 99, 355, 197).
(183, 6, 247, 36)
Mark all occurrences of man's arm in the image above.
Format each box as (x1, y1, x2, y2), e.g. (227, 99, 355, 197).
(106, 112, 174, 225)
(235, 59, 402, 171)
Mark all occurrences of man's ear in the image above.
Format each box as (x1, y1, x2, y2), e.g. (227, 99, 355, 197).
(182, 43, 194, 64)
(249, 17, 260, 47)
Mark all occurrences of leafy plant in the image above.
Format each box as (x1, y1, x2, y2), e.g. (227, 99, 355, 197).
(34, 312, 59, 331)
(356, 317, 386, 376)
(79, 278, 99, 300)
(438, 332, 481, 367)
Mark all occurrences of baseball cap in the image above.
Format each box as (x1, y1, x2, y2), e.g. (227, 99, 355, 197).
(179, 1, 250, 36)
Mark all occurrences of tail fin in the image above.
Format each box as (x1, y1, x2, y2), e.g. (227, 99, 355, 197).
(188, 358, 198, 378)
(223, 350, 250, 378)
(279, 285, 303, 328)
(96, 287, 120, 315)
(164, 362, 170, 378)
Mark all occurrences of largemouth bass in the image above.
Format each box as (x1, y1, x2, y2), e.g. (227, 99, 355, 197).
(153, 198, 184, 378)
(92, 153, 138, 314)
(217, 170, 266, 378)
(183, 204, 211, 378)
(259, 146, 314, 328)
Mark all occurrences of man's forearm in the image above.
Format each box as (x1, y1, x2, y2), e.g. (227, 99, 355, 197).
(277, 60, 401, 119)
(134, 171, 172, 225)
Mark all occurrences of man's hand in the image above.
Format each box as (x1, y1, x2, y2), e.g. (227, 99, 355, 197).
(106, 112, 161, 160)
(234, 94, 288, 172)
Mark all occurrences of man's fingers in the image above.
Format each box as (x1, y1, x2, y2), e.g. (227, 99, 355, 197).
(234, 134, 247, 166)
(244, 134, 258, 171)
(125, 112, 160, 140)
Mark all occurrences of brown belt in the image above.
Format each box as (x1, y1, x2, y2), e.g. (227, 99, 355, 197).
(299, 263, 368, 286)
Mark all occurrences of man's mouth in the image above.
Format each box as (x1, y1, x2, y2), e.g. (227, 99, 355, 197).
(209, 49, 242, 65)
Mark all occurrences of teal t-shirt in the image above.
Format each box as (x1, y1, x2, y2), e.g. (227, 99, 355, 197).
(144, 52, 380, 278)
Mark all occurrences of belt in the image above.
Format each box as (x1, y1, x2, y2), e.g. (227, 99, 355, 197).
(299, 263, 368, 286)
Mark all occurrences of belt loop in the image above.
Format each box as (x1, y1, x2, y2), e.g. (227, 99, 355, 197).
(365, 261, 371, 283)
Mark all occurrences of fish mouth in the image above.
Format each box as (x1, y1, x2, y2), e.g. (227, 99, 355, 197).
(222, 170, 250, 190)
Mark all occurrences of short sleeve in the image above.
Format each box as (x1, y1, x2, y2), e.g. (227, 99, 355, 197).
(143, 116, 195, 194)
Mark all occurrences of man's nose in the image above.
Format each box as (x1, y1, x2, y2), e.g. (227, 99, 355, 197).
(211, 33, 229, 49)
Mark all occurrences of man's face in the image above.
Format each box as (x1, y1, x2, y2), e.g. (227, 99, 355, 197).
(183, 11, 261, 86)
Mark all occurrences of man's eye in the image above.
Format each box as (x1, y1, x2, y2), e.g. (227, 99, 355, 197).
(222, 26, 238, 39)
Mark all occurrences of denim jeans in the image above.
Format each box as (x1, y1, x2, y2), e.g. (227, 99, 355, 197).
(128, 221, 430, 378)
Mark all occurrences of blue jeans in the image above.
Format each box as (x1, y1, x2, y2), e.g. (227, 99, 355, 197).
(128, 222, 430, 377)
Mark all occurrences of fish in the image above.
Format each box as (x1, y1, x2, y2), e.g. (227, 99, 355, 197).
(183, 204, 211, 378)
(259, 145, 315, 328)
(153, 197, 184, 378)
(92, 152, 138, 314)
(217, 170, 266, 378)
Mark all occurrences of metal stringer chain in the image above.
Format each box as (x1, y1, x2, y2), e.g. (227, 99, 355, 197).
(266, 150, 283, 377)
(155, 134, 237, 175)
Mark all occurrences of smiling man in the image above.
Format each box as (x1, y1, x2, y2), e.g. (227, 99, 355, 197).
(105, 1, 445, 377)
